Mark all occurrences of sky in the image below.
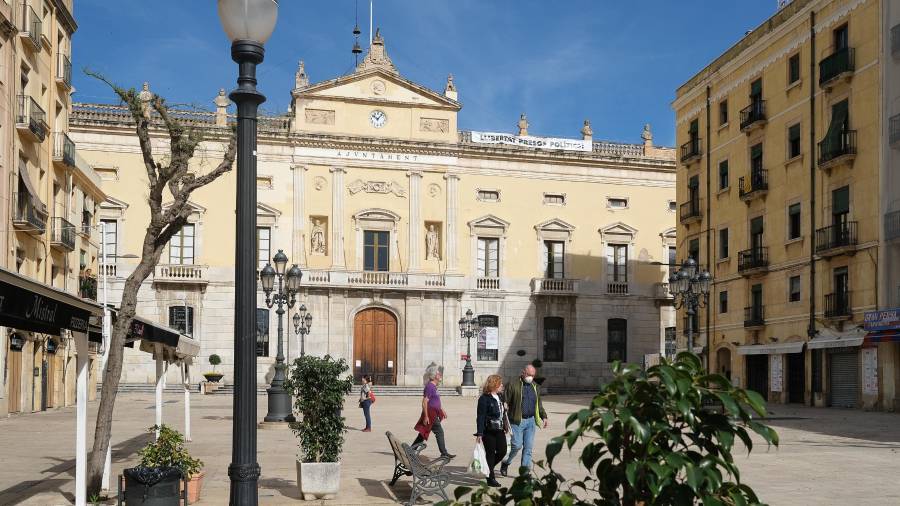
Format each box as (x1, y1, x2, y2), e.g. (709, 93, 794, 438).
(72, 1, 777, 147)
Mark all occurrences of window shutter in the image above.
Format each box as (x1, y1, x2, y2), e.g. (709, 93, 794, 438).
(826, 100, 850, 140)
(750, 143, 763, 159)
(750, 79, 762, 97)
(750, 217, 764, 235)
(689, 119, 699, 134)
(832, 186, 850, 214)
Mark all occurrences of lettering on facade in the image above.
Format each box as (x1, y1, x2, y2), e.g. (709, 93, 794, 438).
(469, 131, 591, 152)
(26, 295, 58, 324)
(305, 109, 335, 125)
(335, 150, 420, 162)
(419, 118, 449, 133)
(347, 179, 407, 198)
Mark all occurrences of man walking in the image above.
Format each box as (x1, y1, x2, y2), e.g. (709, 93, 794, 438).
(500, 364, 548, 476)
(413, 363, 455, 458)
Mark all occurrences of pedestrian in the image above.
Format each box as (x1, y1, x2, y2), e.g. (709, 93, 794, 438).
(475, 374, 508, 487)
(412, 363, 455, 458)
(359, 375, 373, 432)
(500, 364, 548, 477)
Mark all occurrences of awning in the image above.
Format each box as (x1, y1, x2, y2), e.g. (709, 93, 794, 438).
(865, 331, 900, 343)
(0, 266, 102, 336)
(109, 308, 199, 361)
(807, 327, 865, 349)
(18, 165, 47, 213)
(737, 341, 804, 355)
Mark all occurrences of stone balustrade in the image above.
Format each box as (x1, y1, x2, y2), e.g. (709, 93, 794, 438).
(532, 278, 578, 295)
(300, 270, 463, 291)
(154, 264, 209, 285)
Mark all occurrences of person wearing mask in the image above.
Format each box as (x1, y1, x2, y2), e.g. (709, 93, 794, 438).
(475, 375, 508, 487)
(412, 363, 454, 458)
(359, 375, 373, 432)
(500, 364, 548, 476)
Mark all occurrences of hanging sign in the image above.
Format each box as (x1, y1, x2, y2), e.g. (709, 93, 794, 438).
(864, 309, 900, 331)
(469, 131, 591, 152)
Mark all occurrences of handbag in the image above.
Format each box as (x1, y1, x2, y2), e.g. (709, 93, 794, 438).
(369, 390, 376, 404)
(487, 417, 503, 431)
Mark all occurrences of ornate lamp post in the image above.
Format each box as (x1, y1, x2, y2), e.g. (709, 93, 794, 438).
(259, 250, 302, 423)
(668, 257, 712, 352)
(458, 309, 480, 387)
(217, 1, 278, 503)
(292, 304, 313, 357)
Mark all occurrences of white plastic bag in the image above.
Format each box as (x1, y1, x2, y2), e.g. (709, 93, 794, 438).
(468, 441, 489, 477)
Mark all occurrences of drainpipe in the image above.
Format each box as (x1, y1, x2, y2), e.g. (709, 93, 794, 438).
(705, 84, 712, 368)
(808, 11, 817, 343)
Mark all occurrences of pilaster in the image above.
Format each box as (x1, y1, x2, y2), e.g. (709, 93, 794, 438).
(407, 170, 423, 271)
(291, 164, 306, 266)
(445, 174, 460, 272)
(330, 167, 346, 268)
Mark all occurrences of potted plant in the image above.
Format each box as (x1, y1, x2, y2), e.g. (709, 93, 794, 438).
(285, 354, 354, 500)
(203, 354, 224, 383)
(123, 425, 204, 505)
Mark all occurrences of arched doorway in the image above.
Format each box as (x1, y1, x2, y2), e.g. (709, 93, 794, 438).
(353, 308, 398, 385)
(716, 347, 732, 382)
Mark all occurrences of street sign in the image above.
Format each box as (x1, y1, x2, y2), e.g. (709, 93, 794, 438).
(864, 308, 900, 331)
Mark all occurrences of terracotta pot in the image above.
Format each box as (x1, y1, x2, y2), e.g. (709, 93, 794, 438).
(183, 472, 204, 504)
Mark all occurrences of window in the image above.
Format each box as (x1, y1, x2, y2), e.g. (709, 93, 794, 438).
(79, 249, 87, 270)
(719, 228, 729, 259)
(788, 123, 802, 159)
(476, 315, 499, 361)
(750, 142, 763, 172)
(477, 190, 499, 202)
(832, 185, 850, 226)
(607, 244, 627, 283)
(668, 246, 677, 268)
(607, 318, 627, 363)
(476, 237, 499, 277)
(543, 316, 565, 362)
(689, 238, 700, 264)
(363, 230, 390, 271)
(169, 224, 195, 265)
(788, 203, 802, 240)
(544, 241, 565, 278)
(168, 306, 194, 336)
(543, 193, 565, 206)
(750, 78, 762, 101)
(789, 276, 801, 302)
(719, 100, 728, 125)
(607, 197, 628, 209)
(718, 159, 729, 190)
(256, 308, 269, 357)
(256, 226, 271, 269)
(664, 327, 676, 358)
(834, 24, 849, 51)
(15, 248, 25, 272)
(100, 219, 117, 260)
(788, 53, 801, 84)
(719, 291, 728, 313)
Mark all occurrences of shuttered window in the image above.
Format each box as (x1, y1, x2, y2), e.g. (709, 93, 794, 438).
(545, 241, 565, 279)
(606, 244, 627, 283)
(477, 237, 499, 277)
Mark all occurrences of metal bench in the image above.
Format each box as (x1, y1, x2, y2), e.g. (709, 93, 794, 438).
(385, 431, 450, 505)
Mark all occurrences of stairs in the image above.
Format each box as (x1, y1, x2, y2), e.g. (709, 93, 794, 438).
(102, 383, 460, 396)
(351, 385, 459, 397)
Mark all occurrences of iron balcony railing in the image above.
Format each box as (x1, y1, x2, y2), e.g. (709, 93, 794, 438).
(739, 100, 766, 131)
(886, 210, 900, 241)
(738, 169, 768, 199)
(19, 3, 40, 49)
(57, 53, 72, 88)
(818, 130, 857, 166)
(53, 132, 76, 166)
(890, 114, 900, 147)
(738, 247, 768, 272)
(824, 291, 851, 319)
(819, 47, 855, 86)
(16, 95, 47, 142)
(815, 222, 858, 254)
(679, 199, 702, 223)
(680, 137, 702, 162)
(893, 24, 900, 57)
(12, 191, 47, 233)
(50, 217, 76, 251)
(744, 305, 765, 328)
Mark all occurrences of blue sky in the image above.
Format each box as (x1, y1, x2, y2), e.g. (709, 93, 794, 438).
(73, 1, 776, 147)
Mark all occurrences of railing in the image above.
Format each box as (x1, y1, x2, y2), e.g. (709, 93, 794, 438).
(893, 25, 900, 57)
(476, 277, 501, 290)
(744, 306, 765, 328)
(680, 137, 702, 162)
(50, 217, 76, 251)
(57, 53, 72, 88)
(302, 270, 331, 284)
(886, 210, 900, 241)
(819, 47, 855, 86)
(738, 170, 768, 199)
(739, 100, 767, 131)
(606, 281, 629, 295)
(154, 264, 209, 284)
(824, 291, 851, 319)
(738, 247, 768, 273)
(818, 130, 857, 166)
(654, 282, 672, 299)
(100, 263, 117, 278)
(679, 199, 702, 223)
(890, 114, 900, 147)
(815, 222, 858, 254)
(18, 3, 40, 49)
(16, 95, 47, 142)
(531, 278, 577, 295)
(53, 132, 76, 166)
(347, 271, 409, 287)
(79, 274, 97, 301)
(12, 192, 47, 233)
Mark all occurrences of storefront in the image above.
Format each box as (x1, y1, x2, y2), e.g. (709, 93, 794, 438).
(863, 309, 900, 411)
(808, 328, 865, 409)
(736, 341, 804, 404)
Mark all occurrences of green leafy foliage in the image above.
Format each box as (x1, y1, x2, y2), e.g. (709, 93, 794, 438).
(285, 354, 354, 463)
(138, 425, 203, 477)
(440, 353, 777, 505)
(208, 354, 221, 369)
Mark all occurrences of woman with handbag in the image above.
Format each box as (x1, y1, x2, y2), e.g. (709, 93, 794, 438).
(359, 375, 374, 432)
(475, 374, 508, 487)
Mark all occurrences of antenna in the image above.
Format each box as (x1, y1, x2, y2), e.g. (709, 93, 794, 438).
(369, 0, 373, 47)
(352, 0, 362, 64)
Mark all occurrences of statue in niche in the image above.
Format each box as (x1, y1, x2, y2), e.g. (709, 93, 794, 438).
(311, 220, 327, 255)
(426, 225, 440, 260)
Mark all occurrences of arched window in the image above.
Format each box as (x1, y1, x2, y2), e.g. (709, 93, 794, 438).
(256, 308, 270, 357)
(476, 315, 499, 361)
(168, 306, 194, 336)
(608, 318, 627, 363)
(543, 317, 564, 362)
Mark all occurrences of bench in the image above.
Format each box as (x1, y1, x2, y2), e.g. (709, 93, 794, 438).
(385, 431, 450, 505)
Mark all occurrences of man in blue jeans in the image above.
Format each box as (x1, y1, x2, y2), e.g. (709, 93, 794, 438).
(500, 364, 548, 476)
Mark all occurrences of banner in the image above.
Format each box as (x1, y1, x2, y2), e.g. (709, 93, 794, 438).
(469, 131, 591, 152)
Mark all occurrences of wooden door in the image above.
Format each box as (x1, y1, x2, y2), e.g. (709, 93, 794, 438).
(8, 350, 22, 413)
(353, 308, 397, 385)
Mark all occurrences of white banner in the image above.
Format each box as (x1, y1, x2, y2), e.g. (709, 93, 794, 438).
(484, 327, 499, 350)
(469, 131, 591, 152)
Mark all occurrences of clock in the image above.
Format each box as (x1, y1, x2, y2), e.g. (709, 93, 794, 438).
(369, 110, 387, 128)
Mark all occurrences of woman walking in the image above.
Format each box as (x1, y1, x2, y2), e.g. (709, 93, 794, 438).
(359, 375, 373, 432)
(475, 374, 508, 487)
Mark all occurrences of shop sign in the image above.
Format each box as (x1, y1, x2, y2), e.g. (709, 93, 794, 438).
(864, 308, 900, 331)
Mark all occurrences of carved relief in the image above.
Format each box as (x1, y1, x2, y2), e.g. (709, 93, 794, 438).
(371, 80, 386, 95)
(313, 176, 327, 191)
(347, 179, 407, 198)
(428, 183, 441, 198)
(419, 118, 449, 133)
(305, 109, 335, 125)
(310, 217, 328, 255)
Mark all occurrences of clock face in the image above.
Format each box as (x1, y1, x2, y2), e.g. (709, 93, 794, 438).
(370, 110, 387, 128)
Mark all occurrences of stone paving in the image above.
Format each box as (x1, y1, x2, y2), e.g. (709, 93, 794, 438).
(1, 392, 899, 505)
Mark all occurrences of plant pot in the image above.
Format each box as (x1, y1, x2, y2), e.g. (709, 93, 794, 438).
(296, 461, 341, 500)
(122, 467, 182, 506)
(182, 471, 204, 504)
(203, 373, 224, 383)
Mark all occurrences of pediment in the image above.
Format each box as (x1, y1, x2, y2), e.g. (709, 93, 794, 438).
(353, 208, 401, 223)
(295, 69, 460, 110)
(161, 200, 206, 216)
(535, 218, 575, 232)
(468, 214, 510, 237)
(660, 227, 677, 239)
(101, 196, 129, 210)
(256, 202, 281, 218)
(599, 222, 638, 238)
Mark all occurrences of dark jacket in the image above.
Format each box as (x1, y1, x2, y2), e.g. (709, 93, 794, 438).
(505, 378, 547, 426)
(475, 393, 505, 436)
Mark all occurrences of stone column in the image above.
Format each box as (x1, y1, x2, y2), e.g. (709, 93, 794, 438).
(444, 174, 459, 272)
(291, 164, 306, 266)
(330, 167, 345, 268)
(408, 170, 423, 271)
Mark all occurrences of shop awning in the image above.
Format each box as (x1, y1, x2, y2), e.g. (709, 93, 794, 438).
(108, 308, 199, 361)
(864, 331, 900, 343)
(0, 267, 102, 337)
(736, 341, 804, 355)
(807, 327, 865, 349)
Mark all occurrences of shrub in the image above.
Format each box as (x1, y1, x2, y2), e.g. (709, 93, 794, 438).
(138, 425, 203, 477)
(285, 354, 354, 463)
(208, 354, 221, 371)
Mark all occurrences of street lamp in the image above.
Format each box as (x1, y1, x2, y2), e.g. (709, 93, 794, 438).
(259, 250, 302, 423)
(218, 1, 278, 503)
(668, 257, 711, 352)
(458, 309, 480, 387)
(292, 304, 312, 357)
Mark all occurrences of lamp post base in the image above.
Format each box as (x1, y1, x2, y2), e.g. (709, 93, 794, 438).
(263, 384, 296, 423)
(461, 360, 476, 387)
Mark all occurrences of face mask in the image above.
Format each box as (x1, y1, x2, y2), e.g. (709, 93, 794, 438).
(524, 376, 534, 384)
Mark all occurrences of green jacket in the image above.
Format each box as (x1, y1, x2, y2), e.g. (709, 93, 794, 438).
(505, 377, 547, 427)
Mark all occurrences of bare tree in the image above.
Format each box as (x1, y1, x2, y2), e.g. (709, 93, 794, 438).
(85, 74, 236, 494)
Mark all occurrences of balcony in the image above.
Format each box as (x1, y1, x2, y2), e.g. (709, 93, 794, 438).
(738, 247, 768, 275)
(819, 47, 855, 88)
(890, 114, 900, 148)
(532, 278, 578, 296)
(605, 281, 628, 295)
(815, 222, 858, 257)
(50, 217, 76, 251)
(12, 192, 47, 235)
(53, 132, 76, 167)
(744, 306, 765, 329)
(679, 199, 702, 224)
(153, 264, 209, 285)
(824, 291, 851, 320)
(738, 170, 768, 202)
(680, 138, 702, 164)
(16, 95, 47, 142)
(100, 263, 118, 278)
(56, 53, 72, 89)
(739, 100, 767, 132)
(886, 211, 900, 241)
(818, 130, 856, 170)
(79, 274, 98, 301)
(300, 269, 465, 292)
(654, 282, 672, 300)
(18, 3, 40, 51)
(476, 277, 501, 291)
